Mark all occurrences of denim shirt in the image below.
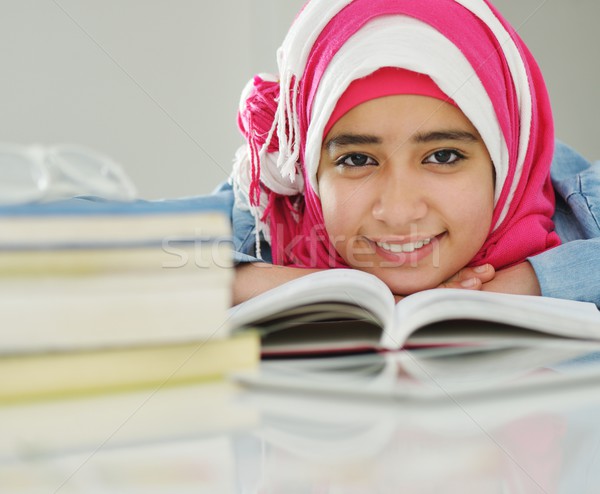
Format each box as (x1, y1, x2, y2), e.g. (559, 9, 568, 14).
(226, 140, 600, 306)
(527, 141, 600, 306)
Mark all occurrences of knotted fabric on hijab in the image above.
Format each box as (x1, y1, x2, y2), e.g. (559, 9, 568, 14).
(233, 0, 560, 269)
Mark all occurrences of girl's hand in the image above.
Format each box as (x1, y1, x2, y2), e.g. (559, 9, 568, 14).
(481, 262, 541, 296)
(393, 264, 496, 301)
(437, 262, 542, 296)
(437, 263, 496, 290)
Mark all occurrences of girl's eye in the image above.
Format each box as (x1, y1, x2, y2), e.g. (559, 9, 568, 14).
(336, 153, 377, 167)
(423, 149, 465, 165)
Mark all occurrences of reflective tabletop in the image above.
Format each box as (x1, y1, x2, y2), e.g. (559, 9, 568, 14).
(4, 343, 600, 493)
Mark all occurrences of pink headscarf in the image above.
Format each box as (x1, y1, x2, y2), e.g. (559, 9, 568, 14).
(323, 66, 458, 138)
(234, 0, 560, 270)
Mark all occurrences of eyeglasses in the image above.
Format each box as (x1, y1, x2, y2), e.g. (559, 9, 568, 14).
(0, 143, 137, 204)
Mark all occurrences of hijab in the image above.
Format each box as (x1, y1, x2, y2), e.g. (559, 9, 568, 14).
(233, 0, 560, 269)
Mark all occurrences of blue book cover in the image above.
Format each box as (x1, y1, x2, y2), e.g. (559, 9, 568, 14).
(0, 194, 231, 217)
(0, 195, 232, 249)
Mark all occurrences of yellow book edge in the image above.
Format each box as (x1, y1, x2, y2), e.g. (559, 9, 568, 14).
(0, 332, 259, 404)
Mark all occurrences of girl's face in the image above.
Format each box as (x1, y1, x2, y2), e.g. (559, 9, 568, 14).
(317, 95, 495, 295)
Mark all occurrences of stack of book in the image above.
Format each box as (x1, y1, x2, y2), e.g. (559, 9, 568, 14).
(0, 197, 259, 403)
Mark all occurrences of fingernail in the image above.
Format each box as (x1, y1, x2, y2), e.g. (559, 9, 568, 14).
(461, 278, 478, 288)
(474, 264, 489, 273)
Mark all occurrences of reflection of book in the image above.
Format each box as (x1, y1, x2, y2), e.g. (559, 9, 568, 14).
(233, 364, 586, 492)
(230, 269, 600, 357)
(0, 381, 256, 461)
(235, 343, 600, 401)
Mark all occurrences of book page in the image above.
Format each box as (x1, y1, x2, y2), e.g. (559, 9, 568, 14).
(382, 289, 600, 349)
(230, 269, 395, 342)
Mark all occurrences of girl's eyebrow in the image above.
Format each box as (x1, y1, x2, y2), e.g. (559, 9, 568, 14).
(325, 130, 479, 152)
(325, 134, 382, 152)
(411, 130, 480, 143)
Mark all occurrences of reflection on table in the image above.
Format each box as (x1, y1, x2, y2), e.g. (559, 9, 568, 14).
(4, 343, 600, 493)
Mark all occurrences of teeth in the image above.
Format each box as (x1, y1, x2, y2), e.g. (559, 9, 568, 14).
(377, 238, 432, 254)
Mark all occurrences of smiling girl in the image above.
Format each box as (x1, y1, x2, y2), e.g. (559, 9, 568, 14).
(229, 0, 599, 305)
(317, 68, 496, 295)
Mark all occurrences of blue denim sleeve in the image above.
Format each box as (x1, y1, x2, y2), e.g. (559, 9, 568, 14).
(528, 141, 600, 306)
(213, 182, 272, 264)
(529, 239, 600, 306)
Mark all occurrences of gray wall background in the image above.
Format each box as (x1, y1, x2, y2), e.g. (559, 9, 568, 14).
(1, 0, 598, 199)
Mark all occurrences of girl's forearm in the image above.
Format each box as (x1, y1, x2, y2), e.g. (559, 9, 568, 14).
(232, 263, 322, 306)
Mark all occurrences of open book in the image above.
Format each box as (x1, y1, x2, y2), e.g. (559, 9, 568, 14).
(229, 269, 600, 357)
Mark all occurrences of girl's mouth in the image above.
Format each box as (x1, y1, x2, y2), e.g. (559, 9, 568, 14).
(367, 232, 445, 266)
(375, 237, 432, 254)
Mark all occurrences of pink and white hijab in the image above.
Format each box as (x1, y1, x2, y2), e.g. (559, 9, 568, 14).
(232, 0, 560, 269)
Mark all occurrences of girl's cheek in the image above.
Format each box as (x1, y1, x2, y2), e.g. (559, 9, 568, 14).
(320, 174, 374, 230)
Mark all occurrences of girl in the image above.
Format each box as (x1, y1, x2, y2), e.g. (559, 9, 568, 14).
(229, 0, 600, 306)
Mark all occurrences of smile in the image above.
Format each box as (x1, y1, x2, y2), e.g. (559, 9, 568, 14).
(376, 238, 432, 254)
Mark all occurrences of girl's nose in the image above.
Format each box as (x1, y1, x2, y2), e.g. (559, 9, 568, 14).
(371, 172, 428, 228)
